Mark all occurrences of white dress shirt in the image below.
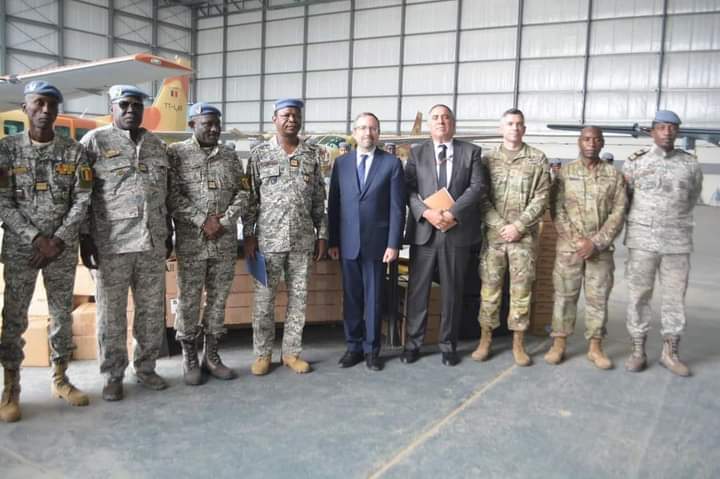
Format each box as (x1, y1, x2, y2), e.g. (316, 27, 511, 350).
(433, 141, 453, 188)
(356, 146, 376, 183)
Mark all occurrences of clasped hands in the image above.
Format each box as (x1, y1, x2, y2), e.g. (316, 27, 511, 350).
(423, 208, 457, 233)
(31, 235, 65, 269)
(202, 214, 225, 241)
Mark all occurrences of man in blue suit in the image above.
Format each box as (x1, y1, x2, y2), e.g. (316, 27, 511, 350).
(328, 112, 406, 371)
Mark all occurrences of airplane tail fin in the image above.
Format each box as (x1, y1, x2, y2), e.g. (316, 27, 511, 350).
(141, 57, 190, 132)
(410, 111, 422, 135)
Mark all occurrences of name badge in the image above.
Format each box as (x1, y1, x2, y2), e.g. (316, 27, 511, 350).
(289, 158, 300, 168)
(13, 166, 29, 175)
(55, 164, 76, 175)
(35, 181, 49, 191)
(138, 163, 149, 173)
(208, 180, 218, 189)
(104, 149, 120, 158)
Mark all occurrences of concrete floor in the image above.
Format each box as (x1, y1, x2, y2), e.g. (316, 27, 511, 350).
(1, 206, 719, 479)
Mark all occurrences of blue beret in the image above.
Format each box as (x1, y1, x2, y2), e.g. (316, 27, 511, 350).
(189, 102, 222, 118)
(338, 142, 349, 148)
(600, 152, 614, 161)
(108, 84, 149, 103)
(273, 98, 304, 112)
(24, 81, 63, 102)
(654, 110, 681, 125)
(549, 158, 562, 166)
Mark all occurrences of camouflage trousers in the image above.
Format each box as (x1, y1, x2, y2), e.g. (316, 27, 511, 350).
(95, 248, 166, 379)
(551, 250, 614, 340)
(175, 256, 235, 341)
(253, 251, 312, 357)
(479, 240, 537, 331)
(0, 246, 77, 369)
(626, 248, 689, 337)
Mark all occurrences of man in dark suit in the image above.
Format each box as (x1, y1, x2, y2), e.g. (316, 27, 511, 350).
(328, 112, 406, 371)
(403, 104, 487, 366)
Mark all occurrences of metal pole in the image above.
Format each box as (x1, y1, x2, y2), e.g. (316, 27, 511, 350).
(452, 0, 462, 117)
(346, 0, 355, 134)
(396, 0, 407, 134)
(301, 4, 309, 135)
(512, 0, 524, 108)
(656, 0, 669, 111)
(259, 6, 267, 132)
(580, 0, 593, 124)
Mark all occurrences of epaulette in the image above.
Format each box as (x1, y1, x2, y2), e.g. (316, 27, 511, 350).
(627, 148, 649, 162)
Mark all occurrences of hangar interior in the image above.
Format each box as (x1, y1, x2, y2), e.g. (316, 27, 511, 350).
(1, 1, 720, 478)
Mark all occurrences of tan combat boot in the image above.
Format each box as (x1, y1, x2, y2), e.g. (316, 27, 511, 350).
(587, 338, 613, 370)
(544, 336, 567, 365)
(512, 331, 531, 367)
(659, 336, 690, 377)
(471, 327, 493, 361)
(624, 336, 647, 372)
(251, 356, 271, 376)
(51, 360, 89, 406)
(282, 355, 311, 374)
(0, 368, 22, 422)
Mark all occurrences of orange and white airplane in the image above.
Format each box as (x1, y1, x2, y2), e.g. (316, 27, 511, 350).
(0, 53, 192, 140)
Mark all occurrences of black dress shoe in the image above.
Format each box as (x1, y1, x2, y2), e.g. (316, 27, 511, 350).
(338, 350, 364, 368)
(400, 349, 420, 364)
(441, 352, 460, 366)
(365, 353, 383, 371)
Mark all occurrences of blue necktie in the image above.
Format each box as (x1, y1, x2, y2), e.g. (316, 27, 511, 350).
(358, 154, 368, 188)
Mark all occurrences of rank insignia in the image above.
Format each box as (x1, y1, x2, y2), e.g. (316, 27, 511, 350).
(55, 163, 76, 175)
(208, 180, 218, 189)
(289, 158, 300, 168)
(35, 181, 49, 191)
(12, 166, 29, 175)
(138, 163, 149, 173)
(104, 149, 120, 158)
(303, 174, 310, 183)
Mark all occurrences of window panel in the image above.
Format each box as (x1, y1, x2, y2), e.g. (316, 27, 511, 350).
(519, 58, 585, 91)
(405, 1, 458, 35)
(226, 77, 261, 101)
(353, 38, 400, 68)
(227, 50, 262, 76)
(351, 97, 399, 122)
(227, 24, 262, 50)
(198, 29, 223, 55)
(354, 7, 402, 38)
(592, 0, 663, 19)
(522, 23, 586, 58)
(197, 53, 223, 78)
(665, 13, 720, 51)
(197, 79, 222, 103)
(264, 73, 303, 99)
(404, 33, 456, 65)
(456, 93, 515, 121)
(264, 46, 304, 74)
(460, 28, 516, 61)
(462, 0, 518, 29)
(401, 95, 453, 121)
(307, 71, 349, 98)
(402, 64, 455, 95)
(225, 102, 261, 123)
(523, 0, 589, 24)
(65, 1, 108, 34)
(518, 92, 583, 121)
(353, 67, 399, 96)
(590, 18, 663, 55)
(308, 12, 350, 42)
(305, 99, 348, 122)
(265, 18, 304, 47)
(587, 54, 659, 91)
(458, 61, 515, 93)
(585, 91, 656, 122)
(663, 52, 720, 89)
(307, 42, 350, 70)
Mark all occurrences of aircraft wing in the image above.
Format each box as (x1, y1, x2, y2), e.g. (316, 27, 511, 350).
(0, 54, 193, 111)
(548, 123, 720, 146)
(153, 130, 242, 143)
(378, 133, 500, 145)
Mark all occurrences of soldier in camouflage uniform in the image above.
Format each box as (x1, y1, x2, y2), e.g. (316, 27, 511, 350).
(168, 103, 250, 385)
(80, 85, 171, 401)
(474, 108, 550, 366)
(242, 98, 328, 376)
(544, 127, 627, 369)
(0, 82, 92, 423)
(623, 110, 703, 377)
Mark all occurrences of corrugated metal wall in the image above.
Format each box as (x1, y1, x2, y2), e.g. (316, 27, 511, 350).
(195, 0, 720, 134)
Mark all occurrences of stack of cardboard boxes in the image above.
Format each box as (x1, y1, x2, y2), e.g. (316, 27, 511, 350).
(395, 280, 442, 346)
(164, 258, 344, 328)
(530, 211, 557, 336)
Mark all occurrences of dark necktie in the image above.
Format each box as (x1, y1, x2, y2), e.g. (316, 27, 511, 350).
(358, 154, 368, 188)
(438, 144, 447, 189)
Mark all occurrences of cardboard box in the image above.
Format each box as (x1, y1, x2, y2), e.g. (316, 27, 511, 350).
(73, 266, 96, 296)
(72, 335, 97, 360)
(166, 260, 178, 295)
(22, 317, 50, 367)
(71, 302, 97, 336)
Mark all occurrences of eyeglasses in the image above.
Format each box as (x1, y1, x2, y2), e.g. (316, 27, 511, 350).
(116, 101, 144, 110)
(355, 125, 379, 132)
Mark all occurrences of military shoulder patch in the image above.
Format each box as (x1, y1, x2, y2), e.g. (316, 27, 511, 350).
(78, 165, 93, 190)
(240, 175, 252, 191)
(627, 148, 649, 162)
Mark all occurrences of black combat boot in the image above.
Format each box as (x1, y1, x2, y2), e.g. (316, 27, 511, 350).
(201, 335, 237, 380)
